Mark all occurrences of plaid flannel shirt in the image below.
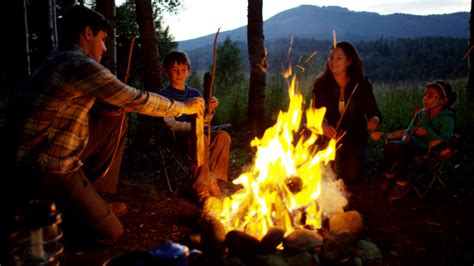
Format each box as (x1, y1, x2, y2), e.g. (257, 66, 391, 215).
(17, 46, 184, 174)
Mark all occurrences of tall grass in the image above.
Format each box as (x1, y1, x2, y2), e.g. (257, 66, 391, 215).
(214, 75, 472, 138)
(212, 80, 249, 130)
(372, 78, 472, 134)
(213, 74, 473, 177)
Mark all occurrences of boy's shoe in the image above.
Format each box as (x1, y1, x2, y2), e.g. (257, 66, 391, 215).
(380, 179, 389, 191)
(383, 171, 396, 179)
(396, 179, 408, 186)
(209, 182, 222, 198)
(109, 202, 128, 217)
(196, 189, 211, 205)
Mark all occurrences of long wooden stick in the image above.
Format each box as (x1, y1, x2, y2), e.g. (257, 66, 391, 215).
(100, 36, 137, 179)
(335, 83, 358, 132)
(207, 27, 220, 143)
(124, 36, 137, 84)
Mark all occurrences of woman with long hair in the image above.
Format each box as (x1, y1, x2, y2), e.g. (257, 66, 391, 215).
(312, 41, 382, 185)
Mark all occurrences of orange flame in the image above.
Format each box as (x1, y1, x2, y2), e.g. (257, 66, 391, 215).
(205, 73, 337, 240)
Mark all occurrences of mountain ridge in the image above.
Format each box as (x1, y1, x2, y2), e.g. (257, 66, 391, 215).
(178, 5, 468, 51)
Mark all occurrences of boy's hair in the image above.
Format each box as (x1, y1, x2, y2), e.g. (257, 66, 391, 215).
(425, 80, 457, 108)
(59, 5, 111, 49)
(163, 50, 191, 71)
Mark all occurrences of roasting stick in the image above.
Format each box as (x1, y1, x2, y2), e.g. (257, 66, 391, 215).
(335, 83, 358, 133)
(331, 81, 359, 151)
(207, 27, 220, 143)
(100, 36, 136, 178)
(194, 28, 220, 167)
(331, 83, 358, 147)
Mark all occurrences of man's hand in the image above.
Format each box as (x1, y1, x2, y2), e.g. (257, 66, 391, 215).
(183, 97, 205, 117)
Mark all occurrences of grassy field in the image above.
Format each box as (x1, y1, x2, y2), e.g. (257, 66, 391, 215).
(209, 75, 474, 179)
(212, 75, 472, 133)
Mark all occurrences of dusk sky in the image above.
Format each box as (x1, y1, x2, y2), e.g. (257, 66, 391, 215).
(116, 0, 471, 41)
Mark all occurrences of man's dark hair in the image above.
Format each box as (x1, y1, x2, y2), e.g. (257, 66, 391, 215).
(59, 5, 111, 49)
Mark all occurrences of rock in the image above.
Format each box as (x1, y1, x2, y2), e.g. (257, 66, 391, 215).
(354, 256, 363, 266)
(226, 255, 247, 266)
(199, 215, 227, 255)
(225, 230, 261, 257)
(320, 230, 354, 261)
(255, 252, 288, 266)
(284, 251, 319, 266)
(354, 239, 383, 263)
(329, 210, 363, 240)
(283, 229, 323, 254)
(260, 227, 285, 254)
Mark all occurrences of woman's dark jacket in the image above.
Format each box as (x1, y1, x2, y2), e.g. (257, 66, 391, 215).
(312, 75, 382, 145)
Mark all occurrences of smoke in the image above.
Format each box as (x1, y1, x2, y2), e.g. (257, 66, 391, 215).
(316, 163, 349, 218)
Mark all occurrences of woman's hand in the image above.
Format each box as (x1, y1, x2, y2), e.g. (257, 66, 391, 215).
(370, 131, 385, 141)
(367, 116, 380, 131)
(322, 122, 337, 139)
(414, 127, 427, 137)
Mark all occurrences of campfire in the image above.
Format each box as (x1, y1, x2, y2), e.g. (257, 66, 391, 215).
(195, 70, 382, 265)
(205, 73, 343, 239)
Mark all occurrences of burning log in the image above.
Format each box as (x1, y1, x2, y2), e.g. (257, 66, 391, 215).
(284, 176, 303, 194)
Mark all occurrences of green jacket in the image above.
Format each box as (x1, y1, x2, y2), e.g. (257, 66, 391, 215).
(403, 108, 455, 150)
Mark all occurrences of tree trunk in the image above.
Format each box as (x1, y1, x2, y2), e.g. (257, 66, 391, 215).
(27, 0, 58, 70)
(134, 0, 163, 149)
(96, 0, 117, 74)
(467, 0, 474, 100)
(135, 0, 162, 90)
(247, 0, 266, 137)
(1, 0, 30, 172)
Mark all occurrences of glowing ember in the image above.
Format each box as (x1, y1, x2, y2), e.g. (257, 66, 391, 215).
(205, 74, 338, 240)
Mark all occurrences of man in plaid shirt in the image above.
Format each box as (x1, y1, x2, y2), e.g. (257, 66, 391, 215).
(13, 6, 204, 244)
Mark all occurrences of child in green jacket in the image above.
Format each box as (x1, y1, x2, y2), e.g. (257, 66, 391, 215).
(372, 80, 457, 186)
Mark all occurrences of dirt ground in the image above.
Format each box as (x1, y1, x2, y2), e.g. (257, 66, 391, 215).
(57, 136, 474, 266)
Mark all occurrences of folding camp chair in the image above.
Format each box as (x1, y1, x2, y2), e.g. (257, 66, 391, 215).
(153, 122, 194, 193)
(152, 115, 232, 194)
(387, 134, 460, 202)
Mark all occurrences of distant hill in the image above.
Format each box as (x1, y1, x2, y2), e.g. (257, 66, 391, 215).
(178, 5, 468, 51)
